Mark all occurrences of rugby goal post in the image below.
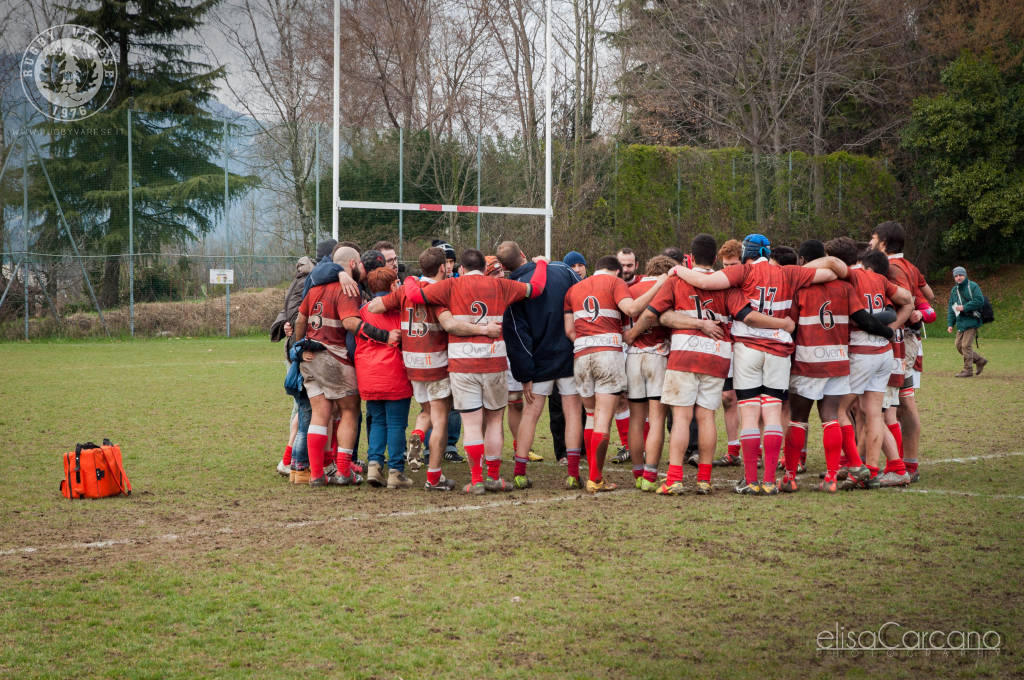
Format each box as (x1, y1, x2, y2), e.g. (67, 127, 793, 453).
(331, 0, 553, 258)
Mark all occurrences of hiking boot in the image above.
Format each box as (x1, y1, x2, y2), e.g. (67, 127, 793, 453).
(277, 460, 290, 477)
(443, 448, 465, 463)
(974, 357, 988, 375)
(876, 471, 911, 487)
(611, 446, 630, 464)
(366, 462, 386, 487)
(484, 477, 514, 492)
(387, 469, 413, 489)
(695, 480, 713, 495)
(289, 467, 311, 485)
(954, 369, 973, 378)
(425, 476, 456, 491)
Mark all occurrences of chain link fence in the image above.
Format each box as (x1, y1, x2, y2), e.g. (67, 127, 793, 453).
(0, 107, 900, 340)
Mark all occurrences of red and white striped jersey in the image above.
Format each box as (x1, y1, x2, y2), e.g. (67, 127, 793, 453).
(298, 282, 361, 364)
(847, 265, 901, 355)
(886, 266, 911, 386)
(888, 253, 929, 309)
(564, 272, 631, 358)
(379, 276, 449, 382)
(791, 280, 864, 378)
(648, 271, 746, 378)
(420, 272, 531, 373)
(723, 259, 817, 357)
(626, 276, 669, 355)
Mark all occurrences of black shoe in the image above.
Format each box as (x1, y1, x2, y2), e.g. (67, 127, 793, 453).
(443, 448, 465, 463)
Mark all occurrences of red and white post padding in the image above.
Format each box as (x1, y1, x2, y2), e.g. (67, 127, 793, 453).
(336, 199, 547, 216)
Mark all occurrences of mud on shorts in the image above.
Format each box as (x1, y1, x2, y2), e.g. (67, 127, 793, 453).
(450, 370, 509, 412)
(849, 350, 894, 395)
(412, 377, 452, 404)
(626, 352, 667, 401)
(660, 369, 725, 411)
(573, 350, 627, 398)
(300, 351, 358, 400)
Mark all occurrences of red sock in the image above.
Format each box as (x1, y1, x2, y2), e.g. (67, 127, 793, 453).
(513, 456, 528, 477)
(740, 429, 761, 484)
(643, 420, 650, 442)
(282, 445, 292, 466)
(763, 426, 783, 484)
(427, 467, 442, 485)
(411, 429, 425, 444)
(697, 463, 712, 482)
(841, 424, 862, 468)
(866, 464, 880, 478)
(632, 466, 643, 479)
(784, 423, 807, 477)
(884, 458, 907, 474)
(643, 466, 658, 482)
(486, 455, 502, 480)
(905, 459, 919, 475)
(336, 447, 352, 477)
(306, 425, 328, 479)
(615, 412, 630, 447)
(465, 441, 485, 484)
(888, 423, 904, 459)
(822, 421, 842, 478)
(567, 449, 581, 479)
(589, 433, 609, 482)
(666, 463, 684, 485)
(727, 441, 740, 458)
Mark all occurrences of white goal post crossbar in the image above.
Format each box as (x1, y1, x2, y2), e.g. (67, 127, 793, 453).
(335, 199, 547, 216)
(332, 0, 553, 257)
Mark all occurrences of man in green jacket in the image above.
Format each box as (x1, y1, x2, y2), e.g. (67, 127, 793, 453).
(946, 266, 988, 378)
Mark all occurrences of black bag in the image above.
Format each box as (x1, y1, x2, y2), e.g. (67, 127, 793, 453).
(980, 295, 995, 324)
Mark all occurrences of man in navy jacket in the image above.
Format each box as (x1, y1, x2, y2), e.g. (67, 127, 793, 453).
(497, 240, 582, 489)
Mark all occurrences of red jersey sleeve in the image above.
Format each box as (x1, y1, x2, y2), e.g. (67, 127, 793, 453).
(845, 281, 866, 315)
(723, 263, 748, 288)
(612, 278, 631, 307)
(786, 264, 817, 291)
(421, 278, 453, 308)
(379, 288, 403, 312)
(725, 286, 748, 316)
(500, 278, 531, 306)
(648, 281, 675, 315)
(336, 290, 362, 321)
(883, 278, 900, 304)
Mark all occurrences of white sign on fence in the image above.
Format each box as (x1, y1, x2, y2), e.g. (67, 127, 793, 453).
(209, 269, 234, 285)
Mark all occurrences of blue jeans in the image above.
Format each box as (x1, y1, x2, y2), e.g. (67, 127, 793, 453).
(291, 392, 312, 470)
(366, 398, 411, 471)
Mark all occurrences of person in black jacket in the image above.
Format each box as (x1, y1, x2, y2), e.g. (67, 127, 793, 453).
(497, 240, 582, 489)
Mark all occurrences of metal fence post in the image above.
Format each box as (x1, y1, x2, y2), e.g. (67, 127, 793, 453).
(223, 117, 230, 338)
(476, 131, 481, 250)
(314, 122, 320, 248)
(127, 108, 135, 337)
(398, 127, 404, 260)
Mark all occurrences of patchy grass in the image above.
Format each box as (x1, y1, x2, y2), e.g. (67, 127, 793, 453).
(1, 336, 1022, 678)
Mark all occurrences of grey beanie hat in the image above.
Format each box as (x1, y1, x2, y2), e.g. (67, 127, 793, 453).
(952, 266, 967, 278)
(316, 238, 338, 261)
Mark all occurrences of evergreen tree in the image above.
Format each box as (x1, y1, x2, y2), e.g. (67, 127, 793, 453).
(33, 0, 257, 306)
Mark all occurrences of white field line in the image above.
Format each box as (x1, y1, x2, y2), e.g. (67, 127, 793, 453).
(4, 452, 1023, 558)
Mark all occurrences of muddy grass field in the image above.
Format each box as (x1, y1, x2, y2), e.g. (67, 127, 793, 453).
(1, 336, 1022, 678)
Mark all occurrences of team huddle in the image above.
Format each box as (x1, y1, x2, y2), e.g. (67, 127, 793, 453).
(273, 220, 936, 497)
